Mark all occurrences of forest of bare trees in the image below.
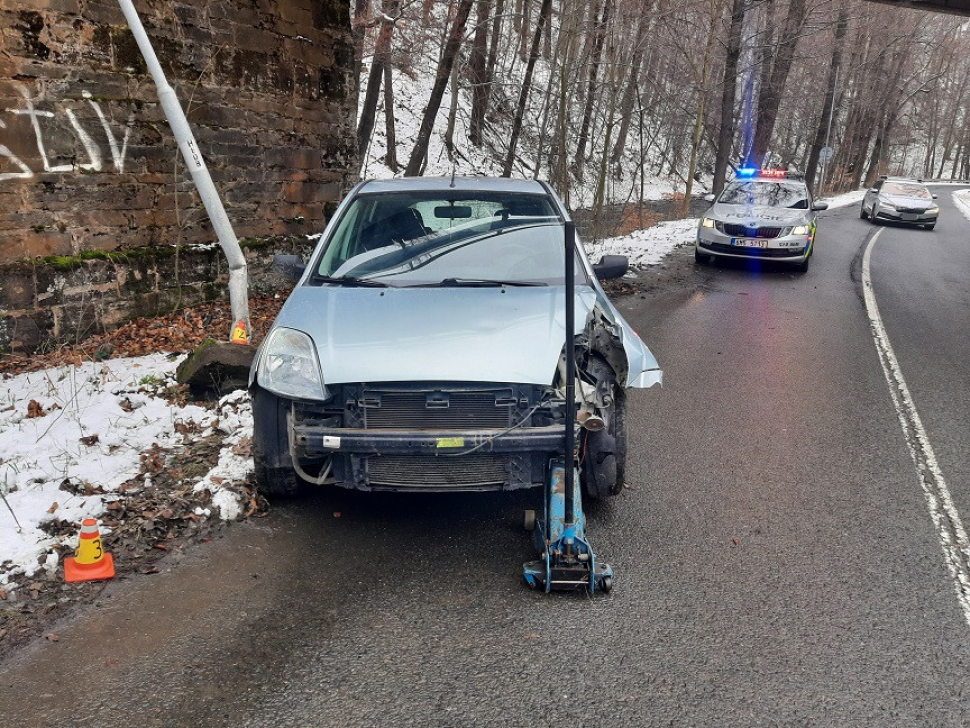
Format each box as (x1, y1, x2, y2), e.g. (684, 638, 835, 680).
(354, 0, 970, 221)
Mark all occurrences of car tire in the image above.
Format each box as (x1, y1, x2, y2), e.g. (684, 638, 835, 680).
(860, 205, 868, 219)
(924, 223, 936, 231)
(870, 204, 880, 225)
(794, 256, 810, 273)
(251, 385, 302, 497)
(581, 388, 627, 500)
(694, 249, 710, 265)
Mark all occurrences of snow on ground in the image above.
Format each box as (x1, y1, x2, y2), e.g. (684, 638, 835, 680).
(0, 354, 251, 585)
(953, 189, 970, 222)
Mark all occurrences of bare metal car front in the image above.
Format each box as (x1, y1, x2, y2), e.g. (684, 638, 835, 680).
(250, 177, 661, 499)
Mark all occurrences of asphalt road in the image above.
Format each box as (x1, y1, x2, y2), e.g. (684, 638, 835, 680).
(3, 188, 970, 727)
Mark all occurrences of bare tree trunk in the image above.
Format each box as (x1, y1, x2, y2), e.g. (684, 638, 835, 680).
(352, 0, 372, 74)
(572, 0, 612, 178)
(551, 0, 581, 203)
(383, 62, 398, 171)
(469, 0, 492, 146)
(519, 0, 532, 61)
(405, 0, 476, 176)
(682, 4, 719, 217)
(610, 12, 650, 172)
(356, 0, 398, 161)
(713, 0, 745, 195)
(503, 0, 552, 176)
(751, 0, 807, 165)
(484, 0, 505, 104)
(804, 3, 848, 190)
(445, 60, 460, 159)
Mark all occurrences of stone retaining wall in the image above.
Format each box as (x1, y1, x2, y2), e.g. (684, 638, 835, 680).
(0, 238, 316, 352)
(0, 0, 357, 351)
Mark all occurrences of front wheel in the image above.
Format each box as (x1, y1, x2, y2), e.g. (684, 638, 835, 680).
(251, 386, 302, 497)
(924, 223, 936, 231)
(694, 248, 710, 265)
(581, 388, 627, 500)
(860, 205, 868, 219)
(870, 204, 881, 225)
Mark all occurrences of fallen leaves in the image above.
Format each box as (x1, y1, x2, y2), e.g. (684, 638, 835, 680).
(26, 400, 46, 418)
(0, 294, 286, 376)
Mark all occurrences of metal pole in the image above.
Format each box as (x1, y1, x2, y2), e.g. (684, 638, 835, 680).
(117, 0, 251, 343)
(564, 221, 576, 527)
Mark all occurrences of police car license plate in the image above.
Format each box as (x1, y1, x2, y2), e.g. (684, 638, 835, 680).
(730, 238, 767, 248)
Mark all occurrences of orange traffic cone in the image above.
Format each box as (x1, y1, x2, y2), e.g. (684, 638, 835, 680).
(64, 518, 115, 582)
(230, 319, 249, 345)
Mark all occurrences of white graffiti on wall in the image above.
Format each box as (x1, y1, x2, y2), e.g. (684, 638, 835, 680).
(0, 85, 136, 181)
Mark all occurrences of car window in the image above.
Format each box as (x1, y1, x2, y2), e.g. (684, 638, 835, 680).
(718, 180, 809, 209)
(882, 182, 931, 199)
(311, 190, 586, 286)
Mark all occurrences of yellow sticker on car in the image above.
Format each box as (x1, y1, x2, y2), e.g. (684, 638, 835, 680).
(436, 437, 465, 448)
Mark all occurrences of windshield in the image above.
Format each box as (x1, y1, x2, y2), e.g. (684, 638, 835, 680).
(310, 190, 586, 286)
(718, 180, 809, 209)
(883, 182, 931, 199)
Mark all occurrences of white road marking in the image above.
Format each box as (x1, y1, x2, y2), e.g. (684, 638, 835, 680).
(863, 229, 970, 627)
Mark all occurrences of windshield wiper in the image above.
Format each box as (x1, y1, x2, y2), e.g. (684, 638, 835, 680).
(414, 278, 548, 288)
(313, 275, 390, 287)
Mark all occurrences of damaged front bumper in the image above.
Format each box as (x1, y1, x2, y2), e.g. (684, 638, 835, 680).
(287, 383, 568, 492)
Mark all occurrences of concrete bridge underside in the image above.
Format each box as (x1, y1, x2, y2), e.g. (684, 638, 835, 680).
(867, 0, 970, 16)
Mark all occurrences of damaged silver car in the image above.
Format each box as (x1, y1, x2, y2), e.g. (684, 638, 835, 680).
(250, 177, 661, 499)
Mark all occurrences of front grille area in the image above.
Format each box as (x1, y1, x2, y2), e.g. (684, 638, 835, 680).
(308, 383, 556, 491)
(361, 390, 513, 429)
(700, 241, 805, 258)
(367, 454, 510, 489)
(715, 222, 788, 239)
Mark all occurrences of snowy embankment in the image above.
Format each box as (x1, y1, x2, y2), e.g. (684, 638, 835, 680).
(953, 189, 970, 222)
(0, 355, 252, 583)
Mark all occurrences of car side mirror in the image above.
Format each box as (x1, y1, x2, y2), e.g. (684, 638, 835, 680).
(271, 254, 306, 282)
(932, 194, 938, 199)
(868, 187, 878, 193)
(812, 201, 829, 211)
(593, 255, 629, 280)
(703, 193, 716, 203)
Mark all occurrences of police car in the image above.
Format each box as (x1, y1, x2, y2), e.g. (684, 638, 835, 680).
(695, 168, 828, 273)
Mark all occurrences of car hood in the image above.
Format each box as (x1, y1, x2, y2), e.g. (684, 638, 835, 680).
(880, 194, 933, 210)
(706, 203, 811, 226)
(264, 285, 659, 386)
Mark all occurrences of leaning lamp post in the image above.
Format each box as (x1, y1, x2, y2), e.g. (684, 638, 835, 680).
(117, 0, 251, 344)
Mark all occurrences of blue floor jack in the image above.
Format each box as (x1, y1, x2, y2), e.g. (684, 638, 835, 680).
(523, 221, 613, 594)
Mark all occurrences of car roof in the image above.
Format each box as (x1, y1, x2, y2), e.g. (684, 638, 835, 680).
(356, 176, 549, 195)
(880, 176, 924, 184)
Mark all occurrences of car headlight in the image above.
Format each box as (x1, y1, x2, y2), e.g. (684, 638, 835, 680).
(927, 206, 939, 214)
(701, 217, 715, 229)
(257, 327, 327, 400)
(791, 225, 810, 235)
